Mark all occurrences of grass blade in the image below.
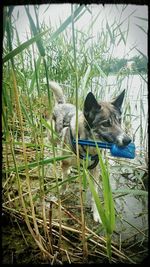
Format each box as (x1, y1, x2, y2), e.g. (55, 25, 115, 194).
(46, 5, 85, 44)
(135, 24, 147, 34)
(87, 172, 110, 231)
(112, 188, 148, 196)
(8, 154, 72, 173)
(3, 29, 50, 63)
(29, 56, 42, 94)
(3, 5, 85, 64)
(97, 153, 115, 233)
(106, 21, 115, 45)
(25, 6, 45, 56)
(135, 48, 148, 61)
(134, 16, 148, 22)
(80, 64, 91, 97)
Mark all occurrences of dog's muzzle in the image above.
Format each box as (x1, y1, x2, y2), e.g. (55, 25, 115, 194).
(99, 132, 132, 147)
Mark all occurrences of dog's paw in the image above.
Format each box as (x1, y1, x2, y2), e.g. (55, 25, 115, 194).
(92, 204, 102, 223)
(60, 184, 69, 195)
(93, 210, 102, 223)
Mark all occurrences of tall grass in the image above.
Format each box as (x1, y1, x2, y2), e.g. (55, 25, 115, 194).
(2, 4, 148, 264)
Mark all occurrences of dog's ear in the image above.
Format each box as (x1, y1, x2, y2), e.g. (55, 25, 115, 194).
(84, 92, 100, 111)
(84, 92, 101, 127)
(112, 89, 125, 111)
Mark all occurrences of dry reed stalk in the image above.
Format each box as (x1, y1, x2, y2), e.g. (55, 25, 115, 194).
(48, 203, 135, 263)
(11, 69, 54, 260)
(3, 203, 135, 263)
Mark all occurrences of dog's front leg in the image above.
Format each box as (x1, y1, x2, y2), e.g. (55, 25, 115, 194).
(60, 161, 70, 194)
(89, 166, 102, 223)
(59, 127, 71, 194)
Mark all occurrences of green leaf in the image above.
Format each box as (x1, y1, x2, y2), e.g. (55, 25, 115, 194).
(74, 6, 86, 22)
(7, 155, 72, 173)
(135, 24, 147, 34)
(135, 48, 148, 61)
(3, 5, 85, 64)
(87, 172, 110, 231)
(112, 188, 148, 196)
(117, 25, 126, 45)
(40, 117, 59, 139)
(87, 10, 102, 34)
(134, 16, 148, 22)
(42, 4, 51, 15)
(106, 21, 115, 45)
(95, 64, 107, 80)
(20, 98, 33, 127)
(106, 233, 112, 263)
(97, 153, 115, 233)
(84, 5, 92, 14)
(138, 73, 147, 83)
(80, 64, 91, 96)
(46, 5, 85, 44)
(74, 7, 86, 23)
(91, 141, 115, 234)
(29, 56, 42, 94)
(113, 9, 137, 33)
(25, 6, 45, 57)
(3, 29, 50, 63)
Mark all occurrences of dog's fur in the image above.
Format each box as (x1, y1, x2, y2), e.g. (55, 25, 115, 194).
(49, 81, 131, 222)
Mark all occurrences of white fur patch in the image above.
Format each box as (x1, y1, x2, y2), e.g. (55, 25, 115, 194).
(92, 202, 102, 223)
(117, 133, 126, 146)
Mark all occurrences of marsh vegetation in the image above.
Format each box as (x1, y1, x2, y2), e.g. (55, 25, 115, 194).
(2, 4, 148, 264)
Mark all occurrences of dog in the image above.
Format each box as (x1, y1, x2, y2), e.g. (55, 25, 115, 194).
(48, 81, 131, 222)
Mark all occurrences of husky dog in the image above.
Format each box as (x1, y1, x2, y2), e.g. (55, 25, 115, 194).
(49, 81, 131, 222)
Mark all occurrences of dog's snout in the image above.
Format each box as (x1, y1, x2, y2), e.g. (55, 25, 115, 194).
(122, 136, 132, 146)
(116, 134, 132, 147)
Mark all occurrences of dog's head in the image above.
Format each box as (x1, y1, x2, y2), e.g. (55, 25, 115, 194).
(84, 90, 131, 146)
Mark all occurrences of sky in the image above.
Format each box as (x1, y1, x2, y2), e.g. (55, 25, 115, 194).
(11, 4, 148, 59)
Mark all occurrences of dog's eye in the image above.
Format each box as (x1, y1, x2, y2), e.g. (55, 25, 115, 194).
(101, 120, 111, 127)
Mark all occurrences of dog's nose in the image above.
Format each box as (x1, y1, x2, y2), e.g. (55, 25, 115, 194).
(122, 136, 132, 146)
